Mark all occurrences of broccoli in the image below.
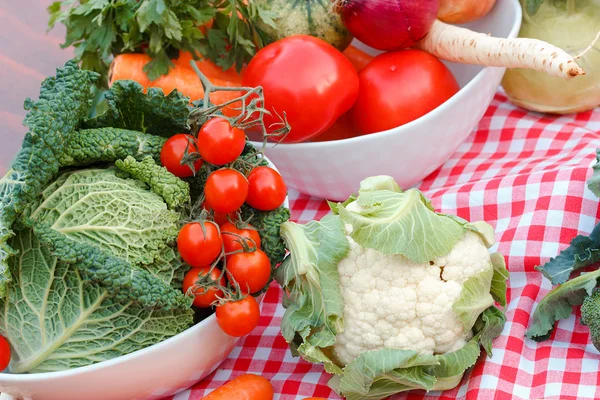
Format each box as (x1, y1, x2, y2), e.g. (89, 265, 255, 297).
(581, 289, 600, 350)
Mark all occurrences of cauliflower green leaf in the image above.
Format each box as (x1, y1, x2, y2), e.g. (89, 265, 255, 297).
(115, 156, 190, 209)
(83, 80, 191, 136)
(490, 252, 509, 307)
(452, 267, 495, 332)
(335, 336, 482, 400)
(338, 186, 466, 264)
(474, 305, 506, 356)
(526, 268, 600, 341)
(275, 214, 349, 374)
(0, 228, 193, 373)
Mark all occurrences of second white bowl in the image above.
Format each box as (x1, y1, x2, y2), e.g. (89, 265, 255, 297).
(251, 0, 522, 201)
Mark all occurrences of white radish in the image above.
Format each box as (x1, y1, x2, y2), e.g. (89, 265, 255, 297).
(415, 19, 586, 79)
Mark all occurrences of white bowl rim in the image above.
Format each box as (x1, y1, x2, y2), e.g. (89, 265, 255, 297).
(0, 155, 289, 382)
(248, 0, 522, 150)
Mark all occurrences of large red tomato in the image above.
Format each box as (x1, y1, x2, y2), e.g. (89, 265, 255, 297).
(243, 35, 359, 143)
(352, 49, 460, 135)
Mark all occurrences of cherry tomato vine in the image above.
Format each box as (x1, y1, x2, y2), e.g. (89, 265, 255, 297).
(162, 61, 290, 337)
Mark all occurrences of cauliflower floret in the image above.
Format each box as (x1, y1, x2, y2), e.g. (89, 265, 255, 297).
(332, 231, 492, 366)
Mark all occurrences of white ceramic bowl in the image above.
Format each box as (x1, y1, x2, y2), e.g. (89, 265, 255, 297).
(0, 157, 288, 400)
(250, 0, 522, 201)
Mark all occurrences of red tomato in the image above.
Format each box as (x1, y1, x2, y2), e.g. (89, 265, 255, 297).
(246, 167, 286, 211)
(0, 336, 10, 371)
(197, 117, 246, 166)
(160, 134, 203, 177)
(311, 111, 362, 142)
(226, 250, 271, 294)
(352, 49, 460, 134)
(182, 267, 226, 308)
(216, 296, 260, 337)
(243, 35, 359, 143)
(221, 222, 261, 253)
(177, 222, 223, 267)
(204, 169, 249, 214)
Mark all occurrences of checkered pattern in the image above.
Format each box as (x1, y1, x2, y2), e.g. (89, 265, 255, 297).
(162, 92, 600, 400)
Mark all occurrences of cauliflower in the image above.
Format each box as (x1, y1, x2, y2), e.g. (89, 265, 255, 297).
(334, 231, 493, 365)
(275, 176, 508, 400)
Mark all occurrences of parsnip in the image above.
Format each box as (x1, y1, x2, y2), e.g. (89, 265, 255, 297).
(416, 20, 585, 79)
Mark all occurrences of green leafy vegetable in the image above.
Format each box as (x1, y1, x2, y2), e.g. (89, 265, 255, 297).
(0, 61, 99, 298)
(581, 289, 600, 351)
(115, 156, 190, 209)
(536, 223, 600, 285)
(490, 253, 509, 307)
(241, 204, 291, 268)
(453, 267, 495, 332)
(337, 188, 466, 263)
(0, 228, 192, 373)
(0, 61, 194, 372)
(277, 176, 507, 399)
(83, 80, 191, 135)
(526, 269, 600, 341)
(48, 0, 278, 84)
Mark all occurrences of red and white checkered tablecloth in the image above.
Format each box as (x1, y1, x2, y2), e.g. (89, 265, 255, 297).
(162, 92, 600, 400)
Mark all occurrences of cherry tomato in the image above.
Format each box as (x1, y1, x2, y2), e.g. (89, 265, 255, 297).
(197, 117, 246, 166)
(182, 267, 226, 308)
(0, 336, 10, 371)
(243, 35, 359, 143)
(216, 296, 260, 337)
(226, 250, 271, 294)
(202, 203, 231, 226)
(246, 167, 287, 211)
(221, 222, 261, 253)
(204, 169, 249, 214)
(160, 134, 203, 177)
(352, 49, 460, 135)
(177, 222, 223, 267)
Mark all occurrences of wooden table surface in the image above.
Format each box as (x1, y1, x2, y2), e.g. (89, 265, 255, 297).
(0, 0, 73, 174)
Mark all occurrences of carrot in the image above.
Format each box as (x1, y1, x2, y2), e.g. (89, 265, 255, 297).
(109, 53, 153, 87)
(175, 51, 245, 83)
(342, 45, 374, 72)
(110, 54, 243, 114)
(415, 19, 586, 79)
(201, 374, 274, 400)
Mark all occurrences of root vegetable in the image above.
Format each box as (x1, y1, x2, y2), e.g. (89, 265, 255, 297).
(416, 19, 586, 79)
(334, 0, 439, 51)
(437, 0, 496, 24)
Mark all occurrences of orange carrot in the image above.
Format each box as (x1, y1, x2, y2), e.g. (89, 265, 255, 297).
(343, 45, 374, 72)
(175, 51, 245, 83)
(109, 53, 153, 87)
(201, 374, 274, 400)
(109, 54, 243, 115)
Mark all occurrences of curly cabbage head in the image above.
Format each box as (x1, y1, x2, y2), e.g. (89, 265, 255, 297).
(0, 61, 197, 373)
(275, 176, 508, 399)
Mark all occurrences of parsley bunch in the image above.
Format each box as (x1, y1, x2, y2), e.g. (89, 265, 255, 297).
(48, 0, 275, 87)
